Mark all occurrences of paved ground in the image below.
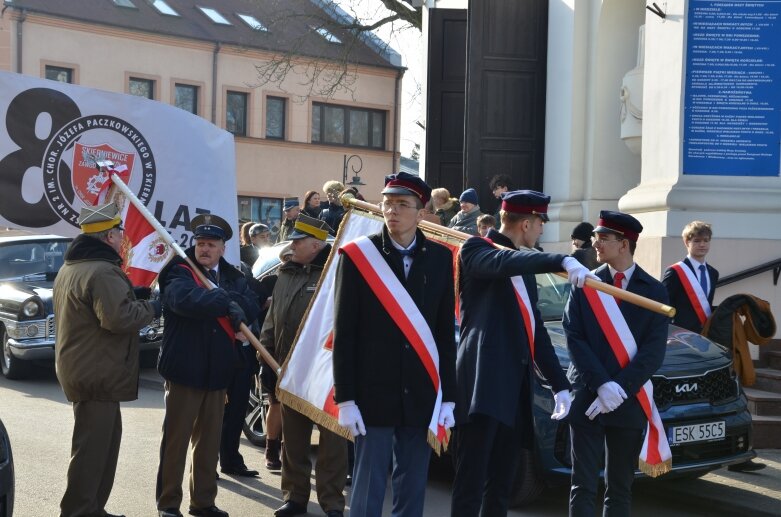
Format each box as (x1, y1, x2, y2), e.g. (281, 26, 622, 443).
(2, 366, 779, 516)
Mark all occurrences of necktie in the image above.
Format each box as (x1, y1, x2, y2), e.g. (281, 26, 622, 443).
(397, 247, 415, 257)
(698, 264, 708, 295)
(208, 269, 219, 285)
(613, 271, 625, 304)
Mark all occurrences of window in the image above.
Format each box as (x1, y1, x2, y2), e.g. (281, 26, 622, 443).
(198, 6, 231, 25)
(45, 65, 73, 84)
(266, 97, 286, 139)
(129, 77, 154, 99)
(237, 13, 268, 31)
(112, 0, 137, 8)
(226, 91, 248, 136)
(174, 84, 198, 114)
(313, 26, 342, 44)
(311, 103, 385, 149)
(238, 196, 282, 234)
(149, 0, 179, 16)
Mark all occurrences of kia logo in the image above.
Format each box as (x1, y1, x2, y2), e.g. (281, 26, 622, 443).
(675, 383, 698, 394)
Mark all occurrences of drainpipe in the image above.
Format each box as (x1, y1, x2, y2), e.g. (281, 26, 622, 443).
(211, 42, 221, 124)
(392, 68, 403, 172)
(16, 9, 26, 74)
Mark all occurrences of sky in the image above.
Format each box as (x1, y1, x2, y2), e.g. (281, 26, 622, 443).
(340, 1, 425, 158)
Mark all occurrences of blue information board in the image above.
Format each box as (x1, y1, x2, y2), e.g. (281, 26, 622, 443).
(683, 0, 781, 176)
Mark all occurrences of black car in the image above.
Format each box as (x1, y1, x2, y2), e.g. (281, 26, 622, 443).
(246, 241, 757, 506)
(0, 417, 13, 517)
(0, 232, 164, 379)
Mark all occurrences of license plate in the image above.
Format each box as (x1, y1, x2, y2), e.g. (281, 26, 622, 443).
(668, 421, 726, 445)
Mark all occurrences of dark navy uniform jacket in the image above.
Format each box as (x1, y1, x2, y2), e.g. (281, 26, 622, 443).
(332, 227, 456, 427)
(157, 247, 260, 391)
(662, 258, 718, 333)
(564, 263, 669, 429)
(455, 229, 570, 435)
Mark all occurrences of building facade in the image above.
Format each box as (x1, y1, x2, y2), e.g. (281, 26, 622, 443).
(0, 0, 404, 235)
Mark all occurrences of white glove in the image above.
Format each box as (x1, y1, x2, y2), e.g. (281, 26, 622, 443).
(585, 398, 607, 420)
(551, 390, 571, 420)
(561, 257, 599, 288)
(337, 400, 366, 437)
(597, 381, 628, 412)
(438, 402, 456, 429)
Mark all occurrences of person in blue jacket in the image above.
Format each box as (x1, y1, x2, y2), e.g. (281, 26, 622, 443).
(452, 190, 595, 517)
(155, 214, 259, 517)
(563, 210, 669, 517)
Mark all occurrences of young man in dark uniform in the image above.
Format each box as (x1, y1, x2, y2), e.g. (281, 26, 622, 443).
(661, 220, 718, 333)
(563, 211, 669, 517)
(333, 172, 457, 517)
(452, 190, 594, 517)
(155, 214, 259, 517)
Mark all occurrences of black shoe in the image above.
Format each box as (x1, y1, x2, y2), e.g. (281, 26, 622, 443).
(325, 511, 344, 517)
(159, 509, 183, 517)
(274, 500, 307, 516)
(188, 506, 229, 517)
(728, 460, 767, 472)
(220, 464, 259, 477)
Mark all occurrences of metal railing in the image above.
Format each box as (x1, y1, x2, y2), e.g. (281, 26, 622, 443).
(716, 257, 781, 288)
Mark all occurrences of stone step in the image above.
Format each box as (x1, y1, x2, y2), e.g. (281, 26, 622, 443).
(751, 415, 781, 449)
(767, 351, 781, 370)
(744, 387, 781, 416)
(751, 368, 781, 393)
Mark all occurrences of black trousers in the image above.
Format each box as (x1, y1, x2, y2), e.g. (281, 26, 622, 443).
(451, 413, 522, 517)
(569, 419, 643, 517)
(219, 345, 256, 469)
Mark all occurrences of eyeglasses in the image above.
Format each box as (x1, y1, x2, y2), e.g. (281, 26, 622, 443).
(592, 236, 623, 245)
(380, 201, 418, 212)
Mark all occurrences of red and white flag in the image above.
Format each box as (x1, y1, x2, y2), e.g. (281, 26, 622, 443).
(277, 209, 459, 453)
(118, 200, 172, 286)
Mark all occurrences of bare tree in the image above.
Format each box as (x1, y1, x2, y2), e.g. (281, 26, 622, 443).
(245, 0, 421, 101)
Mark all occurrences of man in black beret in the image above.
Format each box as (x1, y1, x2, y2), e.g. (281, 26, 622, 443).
(155, 214, 259, 517)
(333, 171, 457, 517)
(452, 189, 595, 517)
(563, 210, 669, 517)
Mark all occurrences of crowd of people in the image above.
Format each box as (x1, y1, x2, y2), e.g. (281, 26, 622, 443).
(52, 169, 753, 517)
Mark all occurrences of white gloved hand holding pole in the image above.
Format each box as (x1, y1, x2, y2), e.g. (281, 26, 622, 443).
(596, 381, 627, 412)
(438, 402, 456, 429)
(561, 257, 599, 288)
(551, 390, 571, 420)
(337, 400, 366, 437)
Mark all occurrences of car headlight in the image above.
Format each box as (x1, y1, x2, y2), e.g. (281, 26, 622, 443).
(25, 324, 40, 337)
(23, 300, 39, 317)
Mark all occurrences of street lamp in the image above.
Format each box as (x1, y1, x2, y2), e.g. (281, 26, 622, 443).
(343, 154, 366, 186)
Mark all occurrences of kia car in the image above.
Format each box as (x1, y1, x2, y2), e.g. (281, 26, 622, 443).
(246, 240, 756, 506)
(0, 232, 164, 379)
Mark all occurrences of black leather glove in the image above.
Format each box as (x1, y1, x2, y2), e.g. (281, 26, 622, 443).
(133, 286, 152, 300)
(227, 301, 247, 332)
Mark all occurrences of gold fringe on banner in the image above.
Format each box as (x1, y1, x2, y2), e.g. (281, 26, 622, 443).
(638, 458, 672, 478)
(276, 389, 354, 442)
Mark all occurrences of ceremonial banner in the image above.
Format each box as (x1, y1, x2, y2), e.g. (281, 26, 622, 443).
(0, 71, 238, 262)
(277, 209, 460, 453)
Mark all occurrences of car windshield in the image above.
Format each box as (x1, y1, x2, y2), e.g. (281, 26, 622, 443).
(536, 271, 572, 321)
(0, 240, 71, 280)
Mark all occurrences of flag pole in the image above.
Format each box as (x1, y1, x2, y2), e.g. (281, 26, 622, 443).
(340, 193, 675, 318)
(110, 173, 281, 372)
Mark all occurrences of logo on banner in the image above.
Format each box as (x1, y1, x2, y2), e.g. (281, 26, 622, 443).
(72, 143, 136, 204)
(0, 87, 156, 228)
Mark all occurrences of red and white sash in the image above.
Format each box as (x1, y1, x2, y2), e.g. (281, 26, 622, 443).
(582, 287, 672, 477)
(482, 238, 536, 359)
(340, 236, 448, 446)
(669, 262, 711, 326)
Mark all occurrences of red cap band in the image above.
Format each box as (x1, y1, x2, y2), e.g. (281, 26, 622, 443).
(596, 218, 639, 242)
(385, 178, 430, 205)
(502, 200, 548, 216)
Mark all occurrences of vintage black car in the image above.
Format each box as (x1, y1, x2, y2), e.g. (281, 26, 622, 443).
(247, 240, 758, 506)
(0, 232, 164, 379)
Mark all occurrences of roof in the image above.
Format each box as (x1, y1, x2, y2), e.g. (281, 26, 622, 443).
(0, 233, 71, 243)
(399, 156, 419, 175)
(4, 0, 403, 70)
